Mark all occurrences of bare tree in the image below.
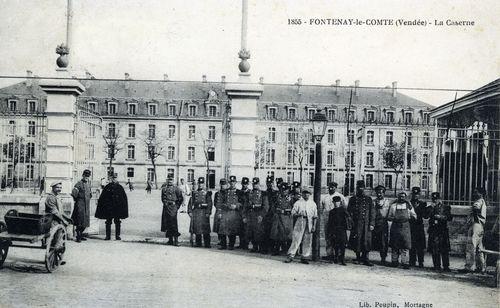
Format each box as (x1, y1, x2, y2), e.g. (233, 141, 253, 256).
(380, 141, 417, 195)
(287, 124, 311, 184)
(254, 136, 268, 174)
(2, 136, 26, 192)
(198, 130, 216, 189)
(140, 130, 165, 189)
(102, 123, 123, 176)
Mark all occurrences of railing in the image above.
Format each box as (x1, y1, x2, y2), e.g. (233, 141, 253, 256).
(0, 112, 47, 194)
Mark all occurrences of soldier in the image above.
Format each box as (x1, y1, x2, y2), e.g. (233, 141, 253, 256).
(462, 187, 487, 273)
(245, 177, 269, 252)
(326, 195, 350, 265)
(71, 169, 92, 243)
(218, 176, 242, 250)
(213, 178, 228, 247)
(290, 181, 302, 204)
(237, 177, 250, 250)
(347, 180, 376, 266)
(160, 176, 183, 246)
(409, 186, 428, 268)
(427, 192, 452, 271)
(188, 177, 213, 248)
(372, 185, 391, 265)
(270, 182, 293, 255)
(261, 175, 276, 254)
(387, 192, 417, 269)
(95, 173, 129, 241)
(321, 182, 347, 262)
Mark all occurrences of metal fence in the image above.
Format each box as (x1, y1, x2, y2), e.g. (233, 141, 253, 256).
(0, 112, 47, 194)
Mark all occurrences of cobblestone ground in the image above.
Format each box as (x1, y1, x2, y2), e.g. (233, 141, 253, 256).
(0, 240, 497, 308)
(0, 189, 497, 307)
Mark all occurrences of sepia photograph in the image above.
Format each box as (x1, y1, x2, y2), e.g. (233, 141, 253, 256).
(0, 0, 498, 307)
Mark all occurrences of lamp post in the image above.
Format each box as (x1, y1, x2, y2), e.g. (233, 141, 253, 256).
(204, 139, 215, 190)
(311, 110, 327, 261)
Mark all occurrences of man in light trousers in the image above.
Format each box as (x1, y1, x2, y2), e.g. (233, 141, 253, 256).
(462, 187, 487, 273)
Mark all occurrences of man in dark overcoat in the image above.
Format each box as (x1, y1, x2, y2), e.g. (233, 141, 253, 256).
(245, 177, 269, 252)
(188, 177, 213, 248)
(372, 185, 391, 265)
(326, 195, 350, 265)
(347, 180, 376, 266)
(161, 177, 183, 246)
(95, 173, 129, 240)
(270, 182, 293, 255)
(237, 177, 250, 250)
(218, 176, 242, 250)
(409, 186, 428, 268)
(427, 192, 452, 271)
(213, 178, 228, 246)
(71, 169, 92, 242)
(260, 175, 276, 254)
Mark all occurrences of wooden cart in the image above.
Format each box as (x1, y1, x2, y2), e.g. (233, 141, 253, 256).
(0, 222, 67, 273)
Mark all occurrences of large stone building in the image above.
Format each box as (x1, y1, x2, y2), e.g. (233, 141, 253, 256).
(0, 74, 434, 193)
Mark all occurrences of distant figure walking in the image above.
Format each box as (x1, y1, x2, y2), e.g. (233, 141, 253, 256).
(127, 179, 134, 191)
(146, 181, 152, 194)
(179, 178, 191, 213)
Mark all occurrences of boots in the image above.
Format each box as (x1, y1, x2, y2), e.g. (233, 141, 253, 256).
(228, 235, 236, 250)
(105, 223, 111, 240)
(167, 236, 174, 245)
(195, 235, 203, 247)
(75, 229, 82, 243)
(173, 236, 179, 247)
(115, 222, 121, 240)
(203, 234, 211, 248)
(218, 236, 227, 250)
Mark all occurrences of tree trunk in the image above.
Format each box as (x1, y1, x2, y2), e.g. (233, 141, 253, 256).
(394, 172, 399, 196)
(152, 159, 158, 189)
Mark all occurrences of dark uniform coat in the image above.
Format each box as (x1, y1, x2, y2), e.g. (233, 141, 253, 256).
(161, 184, 183, 236)
(95, 182, 129, 219)
(213, 190, 226, 234)
(188, 189, 213, 235)
(219, 188, 242, 236)
(327, 206, 350, 249)
(347, 194, 376, 253)
(427, 201, 452, 253)
(410, 199, 428, 251)
(387, 201, 415, 250)
(71, 179, 91, 227)
(270, 192, 293, 241)
(245, 189, 269, 243)
(238, 188, 250, 236)
(372, 198, 390, 253)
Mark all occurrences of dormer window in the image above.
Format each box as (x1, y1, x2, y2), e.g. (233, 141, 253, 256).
(386, 111, 394, 123)
(107, 102, 117, 115)
(327, 109, 336, 121)
(268, 107, 277, 119)
(404, 111, 413, 124)
(168, 104, 177, 116)
(208, 105, 217, 117)
(128, 103, 137, 115)
(88, 102, 97, 112)
(188, 105, 197, 117)
(288, 108, 296, 120)
(8, 100, 17, 112)
(423, 112, 430, 124)
(27, 100, 37, 113)
(308, 108, 316, 120)
(148, 103, 157, 116)
(347, 110, 355, 121)
(367, 110, 375, 122)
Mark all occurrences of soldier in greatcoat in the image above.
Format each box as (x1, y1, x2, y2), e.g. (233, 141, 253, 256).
(372, 185, 391, 265)
(427, 192, 452, 271)
(409, 186, 428, 268)
(213, 178, 228, 246)
(347, 180, 376, 266)
(160, 177, 183, 246)
(237, 177, 250, 250)
(270, 182, 293, 255)
(218, 176, 242, 250)
(326, 195, 350, 265)
(71, 169, 92, 242)
(95, 173, 129, 240)
(188, 177, 213, 248)
(387, 191, 417, 269)
(261, 175, 276, 254)
(245, 177, 269, 252)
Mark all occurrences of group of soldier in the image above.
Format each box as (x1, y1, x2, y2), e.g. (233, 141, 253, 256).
(160, 174, 459, 271)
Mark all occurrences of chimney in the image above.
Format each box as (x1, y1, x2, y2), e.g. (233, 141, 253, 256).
(335, 79, 340, 96)
(392, 81, 397, 98)
(259, 76, 264, 84)
(124, 73, 130, 90)
(296, 77, 302, 94)
(85, 71, 92, 79)
(221, 75, 226, 83)
(26, 70, 33, 87)
(163, 74, 169, 81)
(354, 80, 360, 97)
(202, 74, 207, 83)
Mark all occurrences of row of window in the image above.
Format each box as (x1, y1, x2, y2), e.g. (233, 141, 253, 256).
(5, 100, 38, 113)
(266, 107, 431, 124)
(2, 164, 36, 180)
(107, 123, 217, 140)
(125, 167, 200, 184)
(90, 102, 218, 117)
(5, 120, 39, 136)
(108, 144, 216, 162)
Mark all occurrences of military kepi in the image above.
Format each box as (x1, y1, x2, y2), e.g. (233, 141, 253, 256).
(241, 177, 249, 185)
(229, 175, 237, 182)
(198, 177, 205, 184)
(83, 169, 91, 177)
(356, 180, 365, 188)
(252, 177, 260, 184)
(411, 186, 421, 194)
(328, 182, 338, 188)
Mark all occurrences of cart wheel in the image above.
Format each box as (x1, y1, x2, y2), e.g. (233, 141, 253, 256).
(0, 221, 6, 233)
(0, 241, 9, 268)
(45, 225, 66, 273)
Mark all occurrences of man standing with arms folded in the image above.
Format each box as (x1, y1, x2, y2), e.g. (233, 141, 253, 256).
(71, 169, 92, 243)
(160, 176, 183, 246)
(188, 177, 212, 248)
(285, 188, 318, 264)
(427, 192, 452, 271)
(372, 185, 391, 265)
(348, 180, 376, 266)
(409, 186, 428, 268)
(321, 182, 346, 262)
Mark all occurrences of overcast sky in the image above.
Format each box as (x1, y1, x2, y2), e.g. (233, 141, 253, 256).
(0, 0, 498, 106)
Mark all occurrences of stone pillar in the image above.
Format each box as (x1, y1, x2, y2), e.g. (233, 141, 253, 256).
(39, 77, 85, 194)
(225, 81, 263, 180)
